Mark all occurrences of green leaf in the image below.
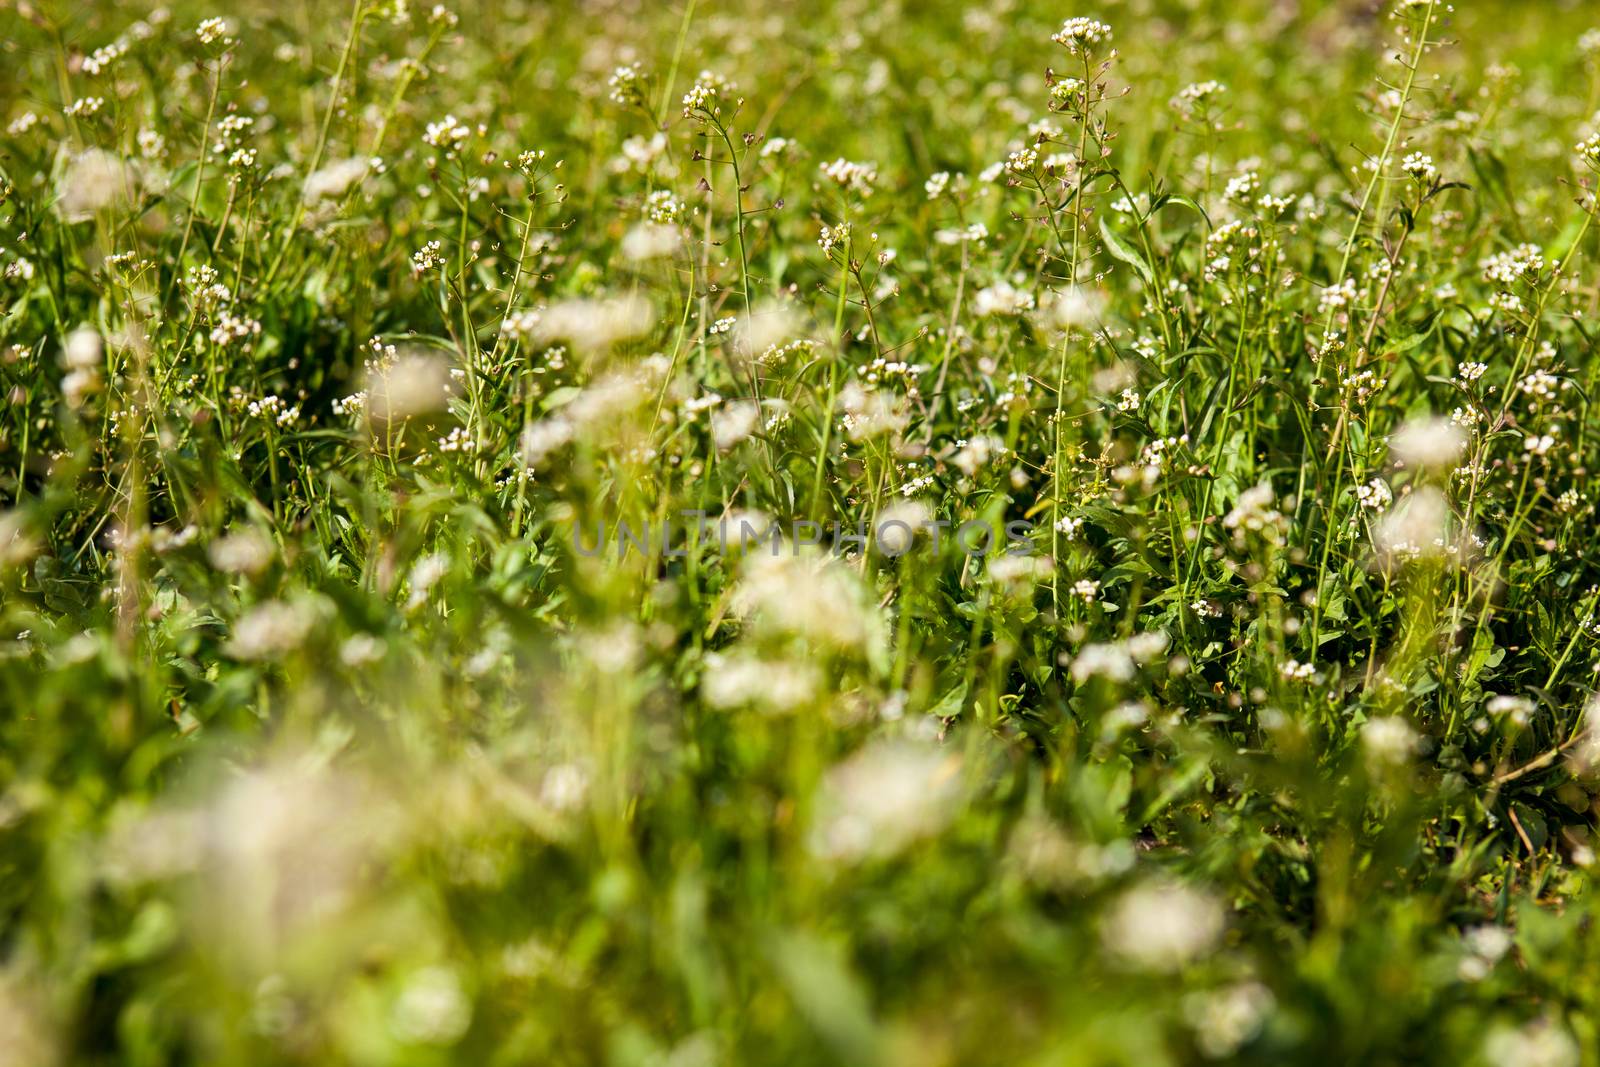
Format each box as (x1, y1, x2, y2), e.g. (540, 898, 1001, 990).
(1099, 216, 1155, 287)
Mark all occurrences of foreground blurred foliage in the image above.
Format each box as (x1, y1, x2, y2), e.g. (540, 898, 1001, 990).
(6, 0, 1600, 1063)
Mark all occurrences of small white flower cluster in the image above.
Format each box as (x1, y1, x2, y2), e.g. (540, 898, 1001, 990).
(1223, 171, 1260, 202)
(1519, 368, 1566, 402)
(1223, 483, 1286, 545)
(1051, 18, 1113, 55)
(66, 97, 105, 118)
(1455, 925, 1512, 982)
(1390, 415, 1467, 468)
(1400, 152, 1438, 183)
(973, 280, 1035, 316)
(508, 147, 554, 177)
(436, 427, 478, 453)
(1389, 0, 1445, 20)
(817, 222, 851, 257)
(1171, 80, 1225, 112)
(644, 190, 683, 224)
(227, 600, 314, 660)
(1486, 693, 1535, 726)
(1003, 145, 1039, 174)
(1138, 435, 1189, 474)
(819, 158, 878, 194)
(701, 650, 820, 713)
(934, 222, 989, 246)
(1071, 631, 1169, 683)
(500, 308, 542, 338)
(862, 356, 927, 390)
(1343, 368, 1385, 405)
(1203, 220, 1260, 281)
(1050, 77, 1088, 112)
(760, 136, 799, 159)
(1355, 478, 1392, 510)
(209, 311, 262, 347)
(411, 240, 445, 275)
(423, 113, 472, 155)
(1523, 430, 1559, 457)
(185, 264, 231, 310)
(83, 38, 130, 76)
(755, 338, 818, 368)
(1577, 134, 1600, 168)
(303, 157, 368, 203)
(607, 63, 646, 107)
(621, 222, 680, 261)
(925, 170, 961, 199)
(212, 114, 255, 160)
(1489, 291, 1524, 314)
(1279, 659, 1317, 683)
(1480, 243, 1545, 285)
(247, 395, 301, 428)
(1102, 880, 1224, 973)
(195, 17, 232, 45)
(1318, 277, 1359, 314)
(681, 70, 734, 118)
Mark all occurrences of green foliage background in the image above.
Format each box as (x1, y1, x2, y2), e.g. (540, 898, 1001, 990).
(5, 0, 1600, 1063)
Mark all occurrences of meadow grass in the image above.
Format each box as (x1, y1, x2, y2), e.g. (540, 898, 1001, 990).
(5, 0, 1600, 1063)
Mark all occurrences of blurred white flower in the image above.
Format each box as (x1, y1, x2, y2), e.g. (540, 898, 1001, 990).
(809, 739, 962, 862)
(1361, 716, 1419, 769)
(64, 326, 102, 369)
(539, 763, 589, 812)
(1101, 880, 1225, 971)
(731, 552, 879, 652)
(1039, 287, 1104, 331)
(1483, 1018, 1579, 1067)
(208, 529, 274, 575)
(1566, 693, 1600, 776)
(227, 600, 314, 660)
(1390, 415, 1467, 469)
(874, 499, 933, 556)
(533, 294, 654, 354)
(974, 280, 1036, 316)
(1183, 982, 1274, 1058)
(621, 222, 681, 261)
(733, 301, 808, 363)
(364, 351, 454, 422)
(701, 651, 820, 712)
(711, 400, 759, 450)
(302, 157, 368, 203)
(1372, 486, 1458, 565)
(57, 150, 140, 221)
(390, 966, 472, 1046)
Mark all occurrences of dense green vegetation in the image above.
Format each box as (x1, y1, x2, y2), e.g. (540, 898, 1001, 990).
(6, 0, 1600, 1062)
